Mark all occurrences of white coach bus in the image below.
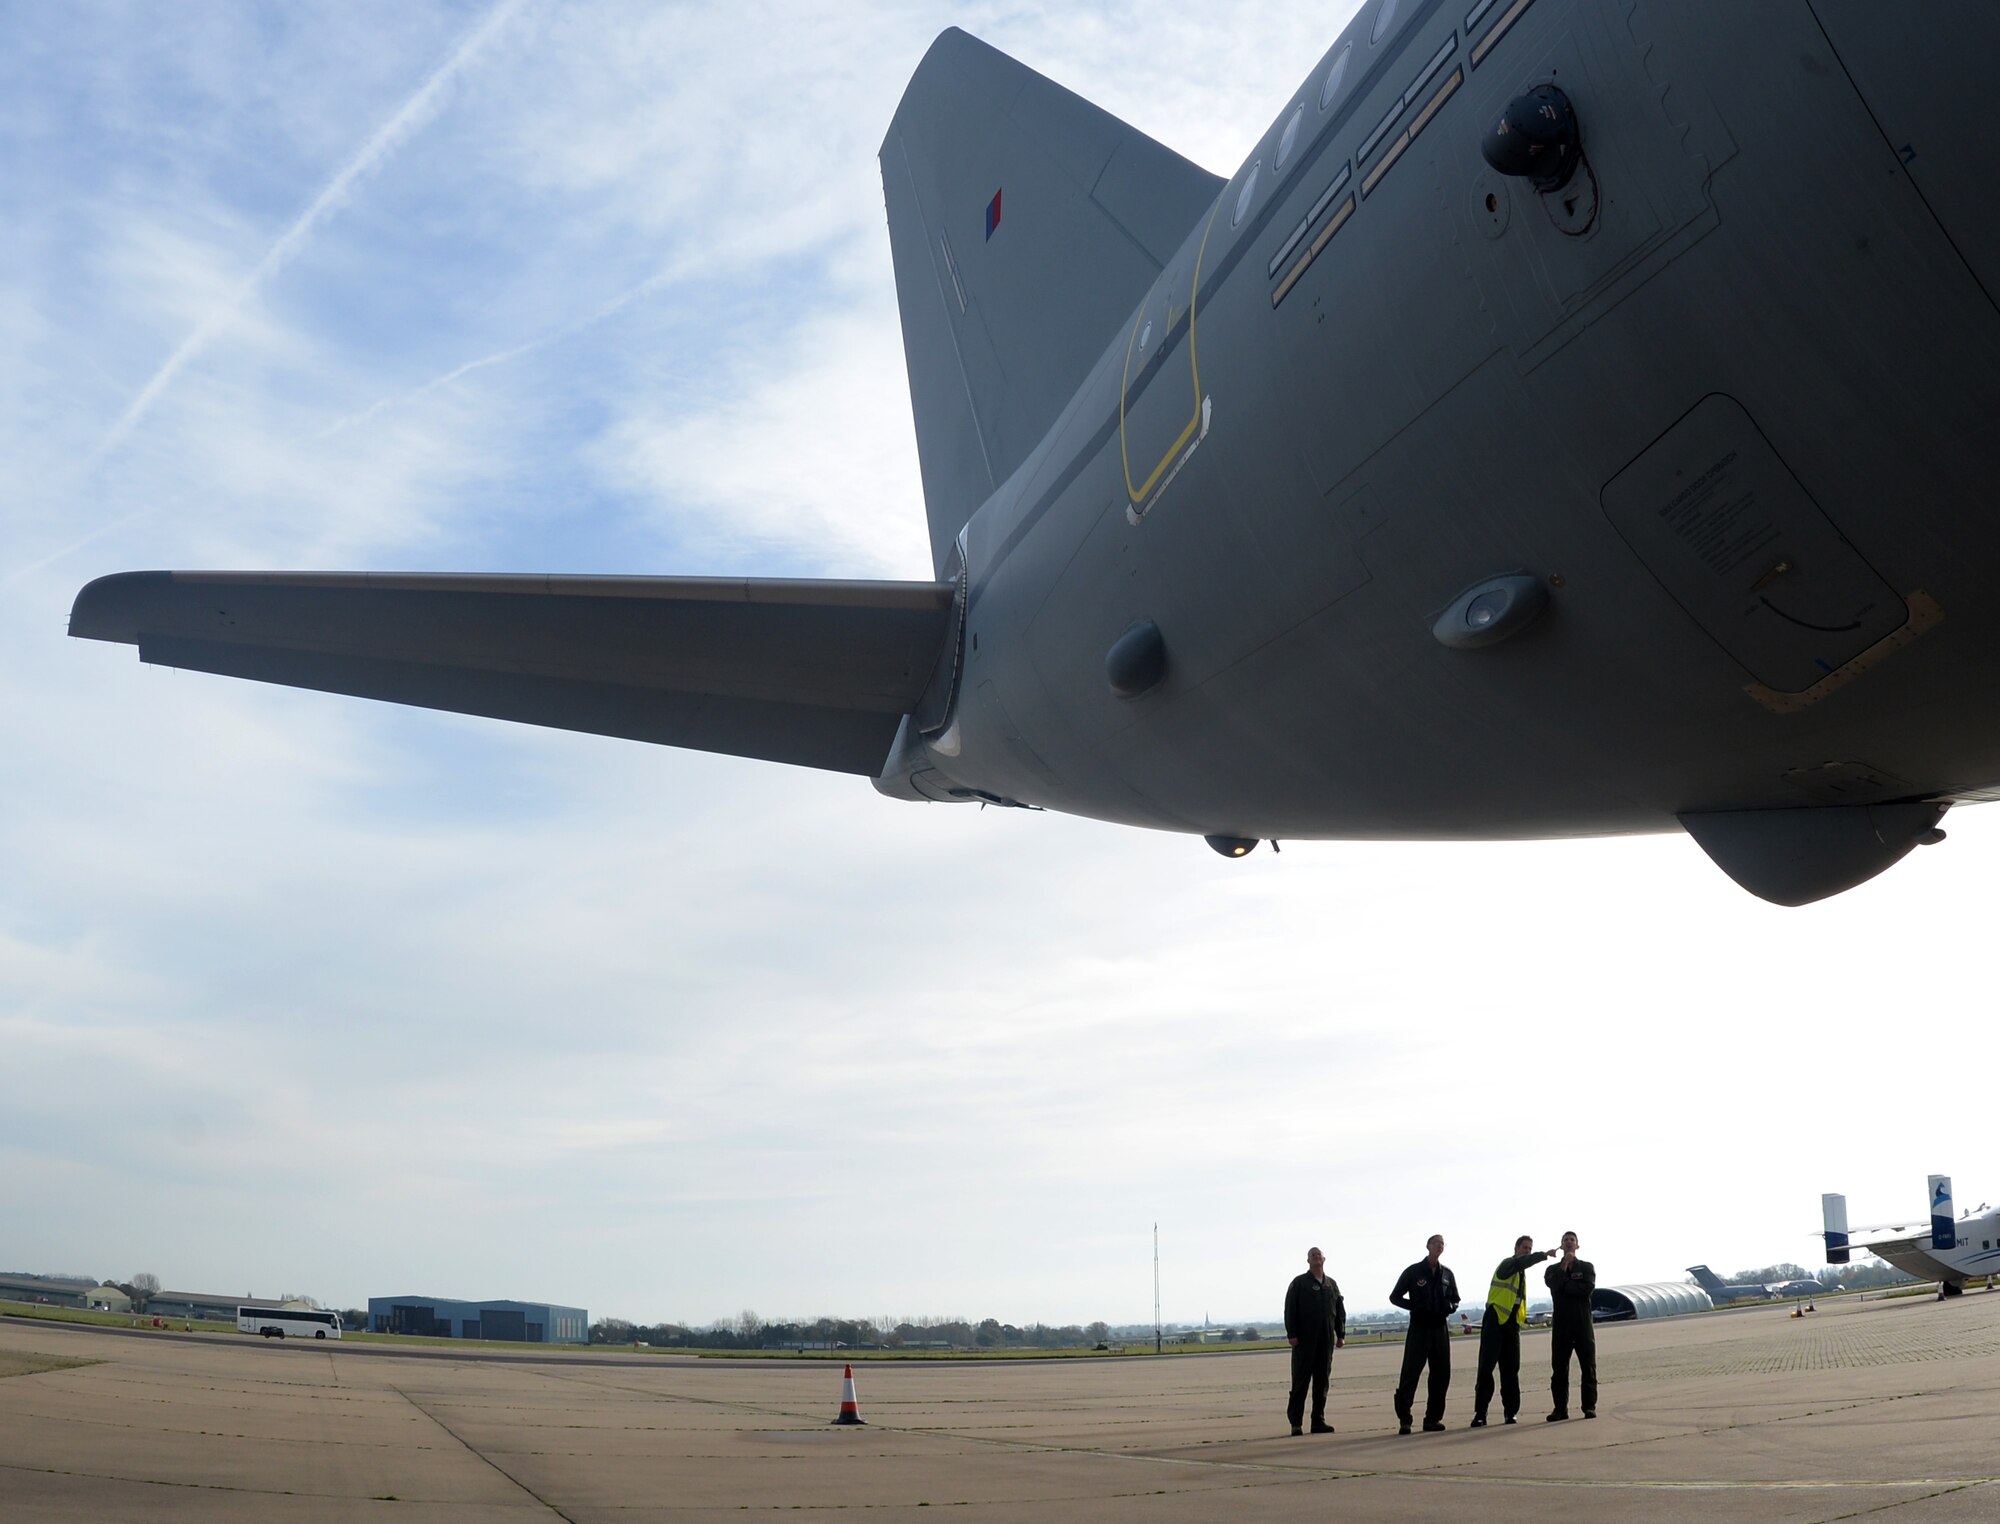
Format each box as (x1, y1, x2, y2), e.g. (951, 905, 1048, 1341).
(237, 1305, 342, 1340)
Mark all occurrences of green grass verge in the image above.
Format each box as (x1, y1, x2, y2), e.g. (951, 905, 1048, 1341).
(678, 1336, 1417, 1361)
(0, 1301, 178, 1330)
(0, 1300, 1515, 1360)
(0, 1348, 101, 1378)
(0, 1301, 599, 1354)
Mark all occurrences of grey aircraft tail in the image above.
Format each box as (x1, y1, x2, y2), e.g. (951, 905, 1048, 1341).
(69, 32, 1217, 789)
(1687, 1264, 1772, 1300)
(879, 28, 1221, 575)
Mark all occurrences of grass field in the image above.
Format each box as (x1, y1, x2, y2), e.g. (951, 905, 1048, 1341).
(2, 1301, 1403, 1360)
(0, 1301, 181, 1330)
(28, 1296, 1914, 1360)
(686, 1330, 1422, 1360)
(0, 1347, 99, 1379)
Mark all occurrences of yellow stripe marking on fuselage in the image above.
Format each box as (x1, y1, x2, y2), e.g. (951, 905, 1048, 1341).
(1122, 198, 1224, 505)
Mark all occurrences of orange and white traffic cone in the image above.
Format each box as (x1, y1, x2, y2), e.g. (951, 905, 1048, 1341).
(830, 1363, 865, 1425)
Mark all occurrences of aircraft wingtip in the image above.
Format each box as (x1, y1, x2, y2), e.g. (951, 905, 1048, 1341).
(69, 570, 171, 643)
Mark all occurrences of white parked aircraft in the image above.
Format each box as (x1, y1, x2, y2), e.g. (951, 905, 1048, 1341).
(1821, 1177, 2000, 1296)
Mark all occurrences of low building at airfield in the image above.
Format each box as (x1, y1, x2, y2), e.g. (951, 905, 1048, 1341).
(367, 1295, 588, 1344)
(1591, 1282, 1717, 1321)
(149, 1290, 296, 1323)
(0, 1272, 99, 1309)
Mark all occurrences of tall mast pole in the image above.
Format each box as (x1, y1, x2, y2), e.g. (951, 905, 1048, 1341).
(1154, 1223, 1162, 1356)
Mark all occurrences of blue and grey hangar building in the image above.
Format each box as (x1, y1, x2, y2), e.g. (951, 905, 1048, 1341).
(367, 1294, 588, 1344)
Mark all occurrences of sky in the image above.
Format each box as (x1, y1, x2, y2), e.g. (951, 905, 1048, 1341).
(4, 0, 1997, 1330)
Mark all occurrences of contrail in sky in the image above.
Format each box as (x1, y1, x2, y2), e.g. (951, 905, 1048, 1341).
(312, 254, 707, 442)
(90, 0, 529, 465)
(13, 238, 694, 588)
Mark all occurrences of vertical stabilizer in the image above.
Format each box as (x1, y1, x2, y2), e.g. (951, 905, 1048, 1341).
(1822, 1193, 1850, 1265)
(881, 29, 1222, 574)
(1685, 1264, 1725, 1294)
(1930, 1174, 1956, 1250)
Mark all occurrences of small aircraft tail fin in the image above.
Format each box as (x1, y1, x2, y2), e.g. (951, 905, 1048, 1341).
(881, 28, 1221, 574)
(1685, 1264, 1726, 1294)
(1930, 1174, 1956, 1251)
(1822, 1193, 1851, 1265)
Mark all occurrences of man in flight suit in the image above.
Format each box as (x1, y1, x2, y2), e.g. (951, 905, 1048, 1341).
(1389, 1234, 1460, 1433)
(1283, 1245, 1346, 1434)
(1545, 1230, 1598, 1420)
(1471, 1234, 1553, 1427)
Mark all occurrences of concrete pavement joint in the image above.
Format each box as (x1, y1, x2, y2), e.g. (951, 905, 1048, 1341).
(391, 1381, 582, 1521)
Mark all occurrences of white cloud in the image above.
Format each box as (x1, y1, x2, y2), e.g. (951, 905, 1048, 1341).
(589, 282, 931, 576)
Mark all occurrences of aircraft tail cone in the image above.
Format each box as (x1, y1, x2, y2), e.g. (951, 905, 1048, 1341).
(831, 1363, 866, 1425)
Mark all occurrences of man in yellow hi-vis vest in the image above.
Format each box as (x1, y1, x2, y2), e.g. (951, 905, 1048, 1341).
(1470, 1235, 1554, 1427)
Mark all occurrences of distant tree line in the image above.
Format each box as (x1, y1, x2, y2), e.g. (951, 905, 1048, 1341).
(1729, 1260, 1917, 1291)
(584, 1259, 1935, 1352)
(1168, 1326, 1263, 1344)
(4, 1269, 100, 1283)
(588, 1312, 1119, 1350)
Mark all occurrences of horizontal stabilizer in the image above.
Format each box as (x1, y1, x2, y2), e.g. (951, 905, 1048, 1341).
(71, 571, 955, 775)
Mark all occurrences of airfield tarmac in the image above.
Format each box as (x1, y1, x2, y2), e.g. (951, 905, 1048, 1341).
(5, 1291, 2000, 1521)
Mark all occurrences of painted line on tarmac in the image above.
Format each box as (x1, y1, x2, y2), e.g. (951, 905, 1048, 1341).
(1319, 1473, 2000, 1493)
(881, 1423, 2000, 1495)
(925, 1435, 2000, 1495)
(0, 1457, 417, 1506)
